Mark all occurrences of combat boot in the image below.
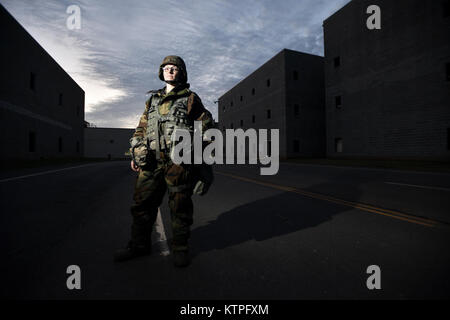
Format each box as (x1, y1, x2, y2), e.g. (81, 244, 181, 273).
(114, 242, 152, 262)
(173, 250, 190, 267)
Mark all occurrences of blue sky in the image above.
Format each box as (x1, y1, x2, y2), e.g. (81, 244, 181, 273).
(1, 0, 349, 128)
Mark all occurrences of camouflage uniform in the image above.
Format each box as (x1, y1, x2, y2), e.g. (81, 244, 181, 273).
(127, 57, 213, 255)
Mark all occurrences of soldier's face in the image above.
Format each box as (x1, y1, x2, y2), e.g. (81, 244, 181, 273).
(163, 64, 179, 82)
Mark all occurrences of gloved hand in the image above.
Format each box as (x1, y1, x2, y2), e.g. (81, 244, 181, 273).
(192, 164, 214, 196)
(193, 180, 209, 196)
(131, 143, 149, 168)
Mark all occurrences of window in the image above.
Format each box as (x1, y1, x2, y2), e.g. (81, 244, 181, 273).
(252, 115, 255, 123)
(443, 0, 450, 17)
(58, 137, 63, 153)
(110, 139, 114, 144)
(335, 96, 342, 108)
(446, 63, 450, 81)
(76, 141, 80, 153)
(231, 101, 233, 107)
(240, 120, 243, 127)
(334, 56, 341, 68)
(294, 104, 300, 117)
(448, 128, 450, 150)
(240, 95, 243, 102)
(223, 126, 225, 132)
(29, 131, 36, 152)
(267, 79, 271, 87)
(252, 88, 255, 95)
(223, 105, 226, 112)
(231, 123, 234, 129)
(58, 93, 63, 106)
(30, 72, 36, 91)
(335, 138, 343, 153)
(267, 109, 271, 119)
(293, 140, 300, 153)
(293, 70, 298, 80)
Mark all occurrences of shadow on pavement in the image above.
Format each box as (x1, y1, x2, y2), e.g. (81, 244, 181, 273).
(190, 176, 361, 255)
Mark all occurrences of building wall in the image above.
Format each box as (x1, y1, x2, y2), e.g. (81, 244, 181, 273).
(323, 0, 450, 160)
(0, 5, 85, 161)
(84, 128, 134, 160)
(219, 50, 286, 158)
(218, 49, 325, 160)
(284, 50, 325, 158)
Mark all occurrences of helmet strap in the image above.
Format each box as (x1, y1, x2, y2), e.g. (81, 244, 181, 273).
(165, 80, 179, 85)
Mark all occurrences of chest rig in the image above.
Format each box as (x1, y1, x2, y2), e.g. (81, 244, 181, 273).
(145, 90, 193, 159)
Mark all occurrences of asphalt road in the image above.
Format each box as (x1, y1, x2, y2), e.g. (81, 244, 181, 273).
(1, 160, 449, 299)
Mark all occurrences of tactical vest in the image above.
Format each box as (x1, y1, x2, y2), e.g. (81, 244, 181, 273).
(145, 91, 192, 156)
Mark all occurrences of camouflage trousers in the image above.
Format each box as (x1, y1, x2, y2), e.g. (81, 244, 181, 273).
(130, 155, 194, 252)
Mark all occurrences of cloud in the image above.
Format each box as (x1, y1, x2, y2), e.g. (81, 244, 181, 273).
(1, 0, 350, 128)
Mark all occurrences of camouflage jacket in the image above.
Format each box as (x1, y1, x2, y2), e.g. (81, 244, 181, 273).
(130, 83, 213, 154)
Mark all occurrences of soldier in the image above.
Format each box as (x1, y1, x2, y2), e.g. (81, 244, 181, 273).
(114, 55, 213, 267)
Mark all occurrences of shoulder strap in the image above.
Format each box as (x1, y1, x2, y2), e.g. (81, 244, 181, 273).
(146, 88, 163, 94)
(145, 96, 152, 108)
(187, 92, 197, 114)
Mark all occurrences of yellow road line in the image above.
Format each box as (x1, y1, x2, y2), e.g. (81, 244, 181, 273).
(216, 171, 441, 228)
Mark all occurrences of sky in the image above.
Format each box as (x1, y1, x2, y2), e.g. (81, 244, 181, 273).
(1, 0, 350, 128)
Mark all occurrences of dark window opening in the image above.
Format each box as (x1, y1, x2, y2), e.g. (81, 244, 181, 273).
(58, 137, 63, 153)
(231, 101, 233, 107)
(252, 88, 255, 95)
(267, 79, 271, 87)
(29, 132, 36, 152)
(443, 0, 450, 17)
(223, 105, 226, 112)
(110, 139, 114, 144)
(267, 109, 271, 119)
(294, 104, 300, 117)
(240, 95, 243, 102)
(335, 138, 343, 153)
(231, 123, 234, 129)
(58, 93, 63, 106)
(223, 126, 225, 132)
(294, 140, 300, 153)
(334, 56, 341, 68)
(30, 72, 36, 91)
(240, 120, 243, 127)
(446, 62, 450, 81)
(335, 96, 342, 108)
(252, 115, 255, 123)
(76, 141, 80, 153)
(293, 70, 298, 80)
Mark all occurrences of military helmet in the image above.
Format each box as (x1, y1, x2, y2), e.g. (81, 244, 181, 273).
(158, 55, 188, 83)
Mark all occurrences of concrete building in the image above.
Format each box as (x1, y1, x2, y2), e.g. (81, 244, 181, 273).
(84, 127, 134, 160)
(0, 4, 85, 162)
(323, 0, 450, 160)
(218, 49, 325, 159)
